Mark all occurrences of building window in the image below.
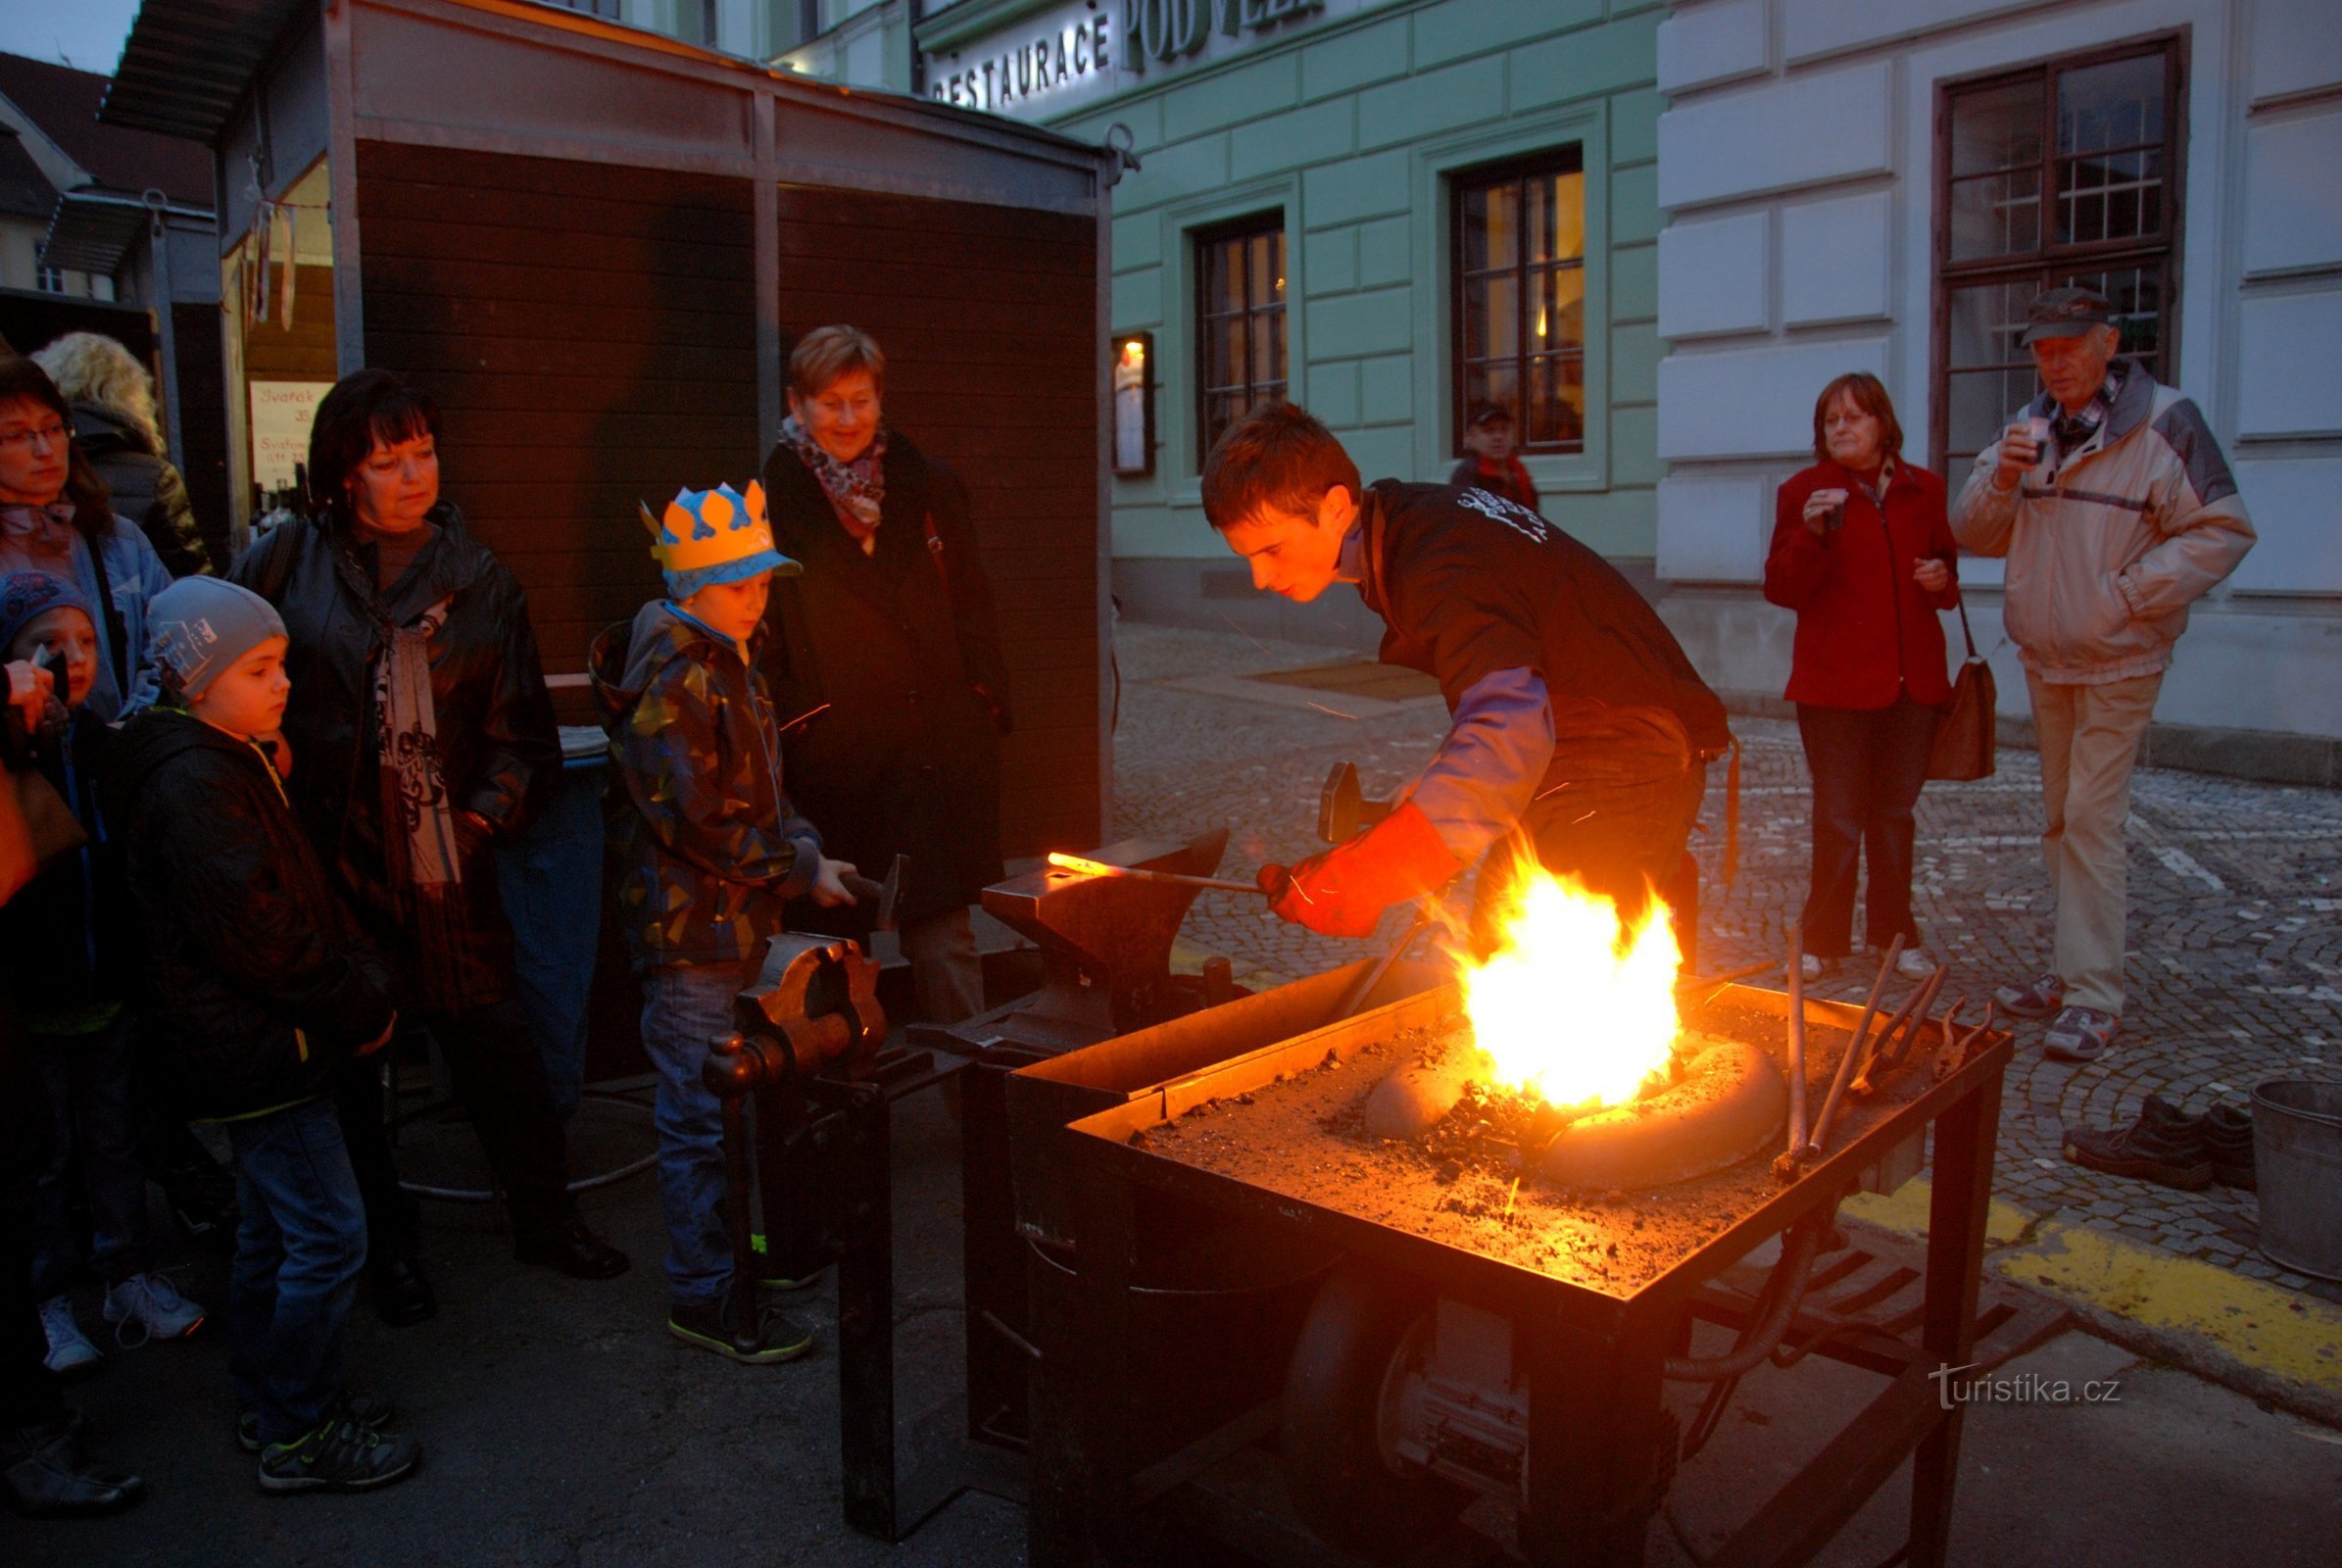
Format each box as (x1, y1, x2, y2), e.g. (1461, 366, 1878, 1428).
(1934, 38, 2184, 472)
(1452, 148, 1586, 455)
(1195, 215, 1287, 467)
(35, 267, 65, 295)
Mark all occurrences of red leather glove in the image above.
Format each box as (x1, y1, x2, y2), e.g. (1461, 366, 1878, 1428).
(1256, 801, 1463, 939)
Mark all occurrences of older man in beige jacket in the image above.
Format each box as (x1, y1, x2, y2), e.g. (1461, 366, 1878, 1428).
(1951, 287, 2254, 1062)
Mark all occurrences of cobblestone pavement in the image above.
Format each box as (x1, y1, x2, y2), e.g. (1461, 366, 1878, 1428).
(1110, 621, 2342, 1306)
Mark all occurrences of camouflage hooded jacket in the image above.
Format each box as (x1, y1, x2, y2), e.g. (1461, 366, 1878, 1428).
(591, 600, 822, 972)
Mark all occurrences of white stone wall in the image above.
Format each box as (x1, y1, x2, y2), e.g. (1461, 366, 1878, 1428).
(1653, 0, 2342, 740)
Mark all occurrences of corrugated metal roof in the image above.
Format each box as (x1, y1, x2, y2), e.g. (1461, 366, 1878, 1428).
(41, 188, 212, 275)
(99, 0, 308, 143)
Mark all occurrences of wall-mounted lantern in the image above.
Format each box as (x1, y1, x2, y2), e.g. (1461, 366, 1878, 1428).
(1111, 330, 1154, 478)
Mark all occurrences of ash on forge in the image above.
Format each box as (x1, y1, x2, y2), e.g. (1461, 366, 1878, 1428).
(1132, 870, 1899, 1296)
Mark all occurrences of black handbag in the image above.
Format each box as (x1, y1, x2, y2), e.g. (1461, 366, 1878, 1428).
(1927, 600, 1996, 782)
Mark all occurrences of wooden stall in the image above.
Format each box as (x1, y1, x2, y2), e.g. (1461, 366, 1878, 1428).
(104, 0, 1115, 854)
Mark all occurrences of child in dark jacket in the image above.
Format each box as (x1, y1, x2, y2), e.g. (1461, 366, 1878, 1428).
(591, 481, 853, 1362)
(0, 572, 207, 1373)
(108, 576, 417, 1493)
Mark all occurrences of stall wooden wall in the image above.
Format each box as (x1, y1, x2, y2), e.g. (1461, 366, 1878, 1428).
(771, 183, 1100, 858)
(352, 139, 1100, 857)
(354, 139, 756, 690)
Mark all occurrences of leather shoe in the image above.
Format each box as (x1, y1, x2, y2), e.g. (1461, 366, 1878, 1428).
(514, 1218, 630, 1280)
(2, 1417, 143, 1517)
(370, 1254, 437, 1327)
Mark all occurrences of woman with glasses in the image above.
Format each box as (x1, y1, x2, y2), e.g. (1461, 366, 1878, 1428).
(0, 358, 172, 720)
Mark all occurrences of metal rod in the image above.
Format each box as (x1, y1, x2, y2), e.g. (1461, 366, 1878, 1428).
(1804, 936, 1903, 1157)
(1784, 923, 1809, 1159)
(1849, 964, 1947, 1099)
(1872, 969, 1951, 1081)
(1043, 853, 1260, 895)
(1328, 902, 1433, 1024)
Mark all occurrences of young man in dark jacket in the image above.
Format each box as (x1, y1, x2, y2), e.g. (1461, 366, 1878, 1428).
(1206, 403, 1729, 952)
(594, 482, 853, 1362)
(109, 577, 416, 1493)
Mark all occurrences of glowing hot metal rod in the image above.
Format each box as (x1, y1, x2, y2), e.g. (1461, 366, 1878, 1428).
(1044, 851, 1263, 896)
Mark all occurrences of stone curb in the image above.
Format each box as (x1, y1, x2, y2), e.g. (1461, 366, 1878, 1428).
(1845, 1177, 2342, 1430)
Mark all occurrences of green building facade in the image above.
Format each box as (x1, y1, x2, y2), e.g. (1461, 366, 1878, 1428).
(881, 0, 1668, 643)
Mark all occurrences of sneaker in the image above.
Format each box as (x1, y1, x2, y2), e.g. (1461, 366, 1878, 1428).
(2204, 1103, 2257, 1191)
(1993, 971, 2066, 1020)
(257, 1417, 420, 1494)
(37, 1297, 101, 1377)
(759, 1265, 830, 1297)
(1799, 953, 1839, 983)
(1893, 947, 1936, 981)
(101, 1273, 206, 1348)
(2042, 1005, 2120, 1062)
(667, 1298, 814, 1365)
(239, 1393, 399, 1454)
(2063, 1096, 2211, 1190)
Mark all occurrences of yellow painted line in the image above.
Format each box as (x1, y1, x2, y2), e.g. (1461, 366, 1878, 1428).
(1990, 1218, 2342, 1395)
(1842, 1174, 2035, 1246)
(1844, 1175, 2342, 1398)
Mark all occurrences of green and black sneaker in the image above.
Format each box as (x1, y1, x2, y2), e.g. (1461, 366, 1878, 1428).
(257, 1417, 419, 1494)
(239, 1392, 399, 1454)
(667, 1298, 814, 1365)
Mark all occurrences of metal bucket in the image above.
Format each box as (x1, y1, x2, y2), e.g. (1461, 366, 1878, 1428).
(2251, 1079, 2342, 1281)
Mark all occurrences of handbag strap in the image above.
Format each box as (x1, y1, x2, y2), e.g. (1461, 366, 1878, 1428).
(1955, 595, 1978, 662)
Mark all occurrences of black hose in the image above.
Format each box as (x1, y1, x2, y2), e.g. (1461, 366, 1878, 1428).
(1662, 1212, 1830, 1382)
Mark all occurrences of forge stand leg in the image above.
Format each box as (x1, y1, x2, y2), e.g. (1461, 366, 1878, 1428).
(836, 1087, 899, 1540)
(1521, 1314, 1674, 1567)
(959, 1059, 1026, 1446)
(1029, 1150, 1136, 1568)
(1909, 1081, 2001, 1568)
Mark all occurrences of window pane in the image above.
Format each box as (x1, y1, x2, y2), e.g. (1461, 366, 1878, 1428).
(1464, 274, 1519, 360)
(1946, 277, 2038, 372)
(1463, 361, 1520, 429)
(2061, 262, 2162, 369)
(2057, 145, 2164, 246)
(1533, 266, 1586, 352)
(2057, 55, 2164, 156)
(1950, 78, 2043, 175)
(1948, 170, 2042, 261)
(1526, 354, 1586, 448)
(1463, 182, 1518, 272)
(1214, 318, 1247, 390)
(1248, 233, 1276, 309)
(1204, 238, 1243, 315)
(1946, 368, 2035, 464)
(1526, 172, 1586, 264)
(1250, 306, 1286, 387)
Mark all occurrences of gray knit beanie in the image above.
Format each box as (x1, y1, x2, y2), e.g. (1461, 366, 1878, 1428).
(149, 577, 288, 698)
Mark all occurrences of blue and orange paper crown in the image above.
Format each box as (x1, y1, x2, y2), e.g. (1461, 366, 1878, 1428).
(640, 481, 798, 598)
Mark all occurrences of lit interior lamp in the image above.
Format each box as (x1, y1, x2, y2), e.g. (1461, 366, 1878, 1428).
(1112, 331, 1154, 478)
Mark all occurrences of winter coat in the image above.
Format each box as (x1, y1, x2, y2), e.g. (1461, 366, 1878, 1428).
(1357, 479, 1731, 785)
(757, 428, 1009, 928)
(591, 600, 823, 972)
(0, 711, 129, 1019)
(104, 710, 394, 1121)
(2, 518, 172, 723)
(226, 502, 561, 1011)
(1445, 455, 1540, 517)
(69, 402, 211, 578)
(1765, 460, 1961, 710)
(1950, 370, 2255, 685)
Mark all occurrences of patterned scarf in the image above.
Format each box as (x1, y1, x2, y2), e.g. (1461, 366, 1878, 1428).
(781, 415, 888, 542)
(329, 530, 467, 1005)
(0, 503, 78, 567)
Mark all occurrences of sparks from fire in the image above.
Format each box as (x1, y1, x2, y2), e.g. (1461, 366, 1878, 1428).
(1458, 866, 1681, 1111)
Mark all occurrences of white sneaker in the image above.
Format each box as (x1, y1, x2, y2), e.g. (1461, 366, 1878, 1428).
(1799, 953, 1835, 983)
(1895, 947, 1936, 980)
(39, 1294, 102, 1374)
(102, 1272, 207, 1348)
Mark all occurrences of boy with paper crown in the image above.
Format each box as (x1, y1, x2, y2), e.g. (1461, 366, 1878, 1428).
(591, 481, 855, 1362)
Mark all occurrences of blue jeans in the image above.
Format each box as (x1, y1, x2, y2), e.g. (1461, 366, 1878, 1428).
(497, 759, 608, 1122)
(223, 1097, 367, 1446)
(29, 1013, 150, 1298)
(639, 960, 756, 1305)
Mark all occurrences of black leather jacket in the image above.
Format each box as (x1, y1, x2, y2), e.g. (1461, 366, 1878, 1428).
(105, 710, 395, 1120)
(227, 503, 560, 1012)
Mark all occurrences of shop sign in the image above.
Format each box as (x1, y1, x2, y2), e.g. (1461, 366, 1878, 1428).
(248, 380, 330, 493)
(928, 0, 1331, 120)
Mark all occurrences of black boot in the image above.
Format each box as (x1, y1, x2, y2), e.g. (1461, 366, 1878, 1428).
(514, 1217, 629, 1280)
(2204, 1103, 2257, 1191)
(2, 1416, 143, 1517)
(369, 1254, 437, 1327)
(2063, 1096, 2212, 1190)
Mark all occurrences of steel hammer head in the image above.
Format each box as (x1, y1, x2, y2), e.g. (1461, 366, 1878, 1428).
(871, 853, 905, 932)
(1317, 761, 1394, 845)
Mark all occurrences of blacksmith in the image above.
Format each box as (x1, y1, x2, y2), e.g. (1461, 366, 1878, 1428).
(1203, 402, 1730, 950)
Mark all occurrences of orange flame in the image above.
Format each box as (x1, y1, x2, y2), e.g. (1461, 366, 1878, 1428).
(1460, 867, 1681, 1109)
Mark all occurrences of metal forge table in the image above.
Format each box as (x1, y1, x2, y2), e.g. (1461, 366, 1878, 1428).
(1026, 980, 2025, 1568)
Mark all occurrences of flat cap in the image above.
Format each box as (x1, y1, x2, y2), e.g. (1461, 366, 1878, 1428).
(2020, 285, 2113, 345)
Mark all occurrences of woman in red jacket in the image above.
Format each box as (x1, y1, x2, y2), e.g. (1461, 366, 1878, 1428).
(1765, 373, 1959, 983)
